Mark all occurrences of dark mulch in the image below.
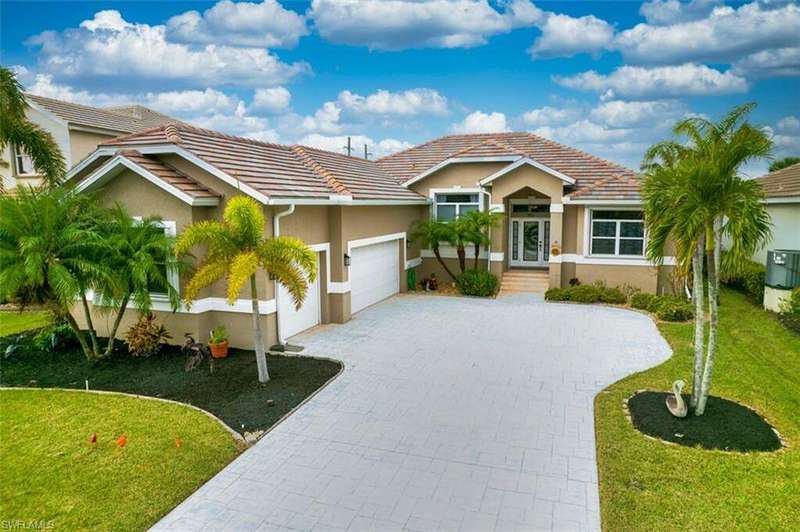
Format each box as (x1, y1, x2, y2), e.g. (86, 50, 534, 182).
(627, 391, 782, 452)
(0, 343, 341, 435)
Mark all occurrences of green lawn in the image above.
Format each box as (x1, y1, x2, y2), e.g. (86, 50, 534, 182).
(1, 345, 342, 435)
(0, 310, 51, 336)
(596, 288, 800, 531)
(0, 388, 240, 531)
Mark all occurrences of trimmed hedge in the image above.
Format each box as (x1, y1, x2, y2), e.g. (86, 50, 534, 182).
(548, 285, 693, 322)
(720, 258, 766, 303)
(456, 269, 499, 297)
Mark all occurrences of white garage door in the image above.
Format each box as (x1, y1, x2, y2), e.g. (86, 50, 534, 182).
(350, 239, 400, 314)
(278, 262, 321, 339)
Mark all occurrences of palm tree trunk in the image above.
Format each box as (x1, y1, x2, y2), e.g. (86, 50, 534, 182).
(60, 308, 92, 360)
(690, 235, 705, 409)
(696, 222, 721, 415)
(456, 244, 466, 273)
(80, 293, 100, 359)
(102, 294, 130, 359)
(250, 275, 270, 383)
(473, 243, 480, 270)
(433, 245, 457, 281)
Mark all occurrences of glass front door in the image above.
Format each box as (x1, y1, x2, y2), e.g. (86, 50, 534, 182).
(509, 218, 550, 267)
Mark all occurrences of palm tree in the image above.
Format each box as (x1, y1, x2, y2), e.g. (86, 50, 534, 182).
(462, 210, 503, 270)
(769, 156, 800, 172)
(175, 196, 317, 383)
(0, 66, 65, 190)
(410, 219, 457, 281)
(0, 187, 108, 358)
(642, 103, 772, 415)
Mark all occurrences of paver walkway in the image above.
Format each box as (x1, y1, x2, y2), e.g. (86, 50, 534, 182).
(154, 293, 671, 532)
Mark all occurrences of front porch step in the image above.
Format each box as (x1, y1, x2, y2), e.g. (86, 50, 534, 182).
(500, 270, 550, 293)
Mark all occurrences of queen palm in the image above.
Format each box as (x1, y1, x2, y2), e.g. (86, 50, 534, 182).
(0, 66, 65, 190)
(175, 196, 317, 383)
(642, 103, 772, 415)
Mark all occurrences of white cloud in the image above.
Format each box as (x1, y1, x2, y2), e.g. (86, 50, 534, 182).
(589, 100, 687, 128)
(529, 13, 614, 58)
(532, 120, 630, 145)
(308, 0, 542, 50)
(615, 2, 800, 65)
(144, 89, 241, 116)
(166, 0, 308, 48)
(301, 102, 343, 134)
(28, 10, 310, 89)
(732, 47, 800, 78)
(777, 116, 800, 132)
(297, 133, 411, 158)
(451, 111, 508, 134)
(554, 63, 748, 100)
(521, 105, 581, 127)
(251, 87, 292, 114)
(639, 0, 721, 25)
(337, 88, 448, 116)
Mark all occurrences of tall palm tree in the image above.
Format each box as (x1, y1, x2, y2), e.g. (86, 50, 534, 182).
(0, 66, 65, 190)
(175, 196, 317, 383)
(462, 210, 503, 270)
(642, 103, 772, 415)
(410, 219, 457, 281)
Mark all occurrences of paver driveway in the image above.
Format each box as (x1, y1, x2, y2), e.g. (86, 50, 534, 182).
(154, 293, 671, 532)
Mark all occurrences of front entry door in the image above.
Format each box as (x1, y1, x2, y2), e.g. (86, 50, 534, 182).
(509, 218, 550, 267)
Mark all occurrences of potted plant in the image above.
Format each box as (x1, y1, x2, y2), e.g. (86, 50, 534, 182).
(208, 325, 229, 358)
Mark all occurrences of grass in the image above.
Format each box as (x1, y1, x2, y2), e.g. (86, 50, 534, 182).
(596, 288, 800, 531)
(1, 345, 342, 435)
(0, 388, 239, 531)
(0, 310, 51, 336)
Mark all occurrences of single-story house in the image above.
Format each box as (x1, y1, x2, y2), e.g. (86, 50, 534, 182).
(754, 162, 800, 264)
(68, 124, 675, 347)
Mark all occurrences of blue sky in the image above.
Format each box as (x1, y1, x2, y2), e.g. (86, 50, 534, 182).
(2, 0, 798, 174)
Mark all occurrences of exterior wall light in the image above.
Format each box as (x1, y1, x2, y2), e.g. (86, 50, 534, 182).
(344, 253, 351, 267)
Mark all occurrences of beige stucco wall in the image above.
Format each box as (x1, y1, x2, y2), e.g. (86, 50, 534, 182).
(69, 129, 118, 167)
(757, 203, 800, 263)
(408, 162, 507, 199)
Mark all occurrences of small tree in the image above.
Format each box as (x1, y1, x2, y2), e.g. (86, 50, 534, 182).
(0, 66, 65, 190)
(175, 196, 317, 383)
(642, 103, 772, 415)
(410, 219, 457, 281)
(769, 156, 800, 172)
(462, 210, 503, 270)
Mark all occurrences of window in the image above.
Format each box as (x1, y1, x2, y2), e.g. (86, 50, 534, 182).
(137, 219, 179, 297)
(434, 192, 479, 221)
(590, 210, 645, 256)
(14, 147, 35, 176)
(511, 203, 550, 215)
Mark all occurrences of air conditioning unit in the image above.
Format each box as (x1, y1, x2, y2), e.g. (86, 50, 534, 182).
(766, 250, 800, 290)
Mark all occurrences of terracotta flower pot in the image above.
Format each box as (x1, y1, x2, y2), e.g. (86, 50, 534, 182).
(209, 340, 229, 358)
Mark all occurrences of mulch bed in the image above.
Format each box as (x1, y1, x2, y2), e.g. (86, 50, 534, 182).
(627, 391, 783, 452)
(0, 341, 341, 436)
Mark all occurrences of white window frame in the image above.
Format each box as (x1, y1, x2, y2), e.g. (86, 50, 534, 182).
(14, 146, 36, 176)
(430, 187, 482, 221)
(587, 208, 646, 258)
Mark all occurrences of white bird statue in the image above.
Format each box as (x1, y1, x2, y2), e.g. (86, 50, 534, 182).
(666, 379, 688, 418)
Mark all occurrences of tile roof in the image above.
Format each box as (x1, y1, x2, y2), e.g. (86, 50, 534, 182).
(756, 162, 800, 198)
(118, 150, 220, 199)
(26, 94, 175, 133)
(376, 132, 638, 198)
(101, 123, 425, 201)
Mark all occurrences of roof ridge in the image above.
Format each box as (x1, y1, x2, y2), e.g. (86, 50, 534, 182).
(99, 123, 168, 145)
(290, 145, 352, 196)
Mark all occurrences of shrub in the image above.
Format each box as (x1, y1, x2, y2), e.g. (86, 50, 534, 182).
(545, 288, 569, 301)
(32, 323, 77, 352)
(721, 257, 765, 302)
(655, 298, 694, 321)
(631, 292, 659, 311)
(599, 287, 627, 304)
(456, 269, 499, 297)
(568, 284, 603, 303)
(779, 287, 800, 334)
(619, 283, 641, 303)
(124, 313, 171, 357)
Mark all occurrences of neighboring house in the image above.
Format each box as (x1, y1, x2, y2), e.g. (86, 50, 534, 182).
(0, 94, 175, 191)
(67, 124, 675, 348)
(753, 163, 800, 263)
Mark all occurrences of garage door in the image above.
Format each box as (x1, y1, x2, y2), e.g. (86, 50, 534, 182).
(278, 261, 321, 339)
(350, 239, 400, 314)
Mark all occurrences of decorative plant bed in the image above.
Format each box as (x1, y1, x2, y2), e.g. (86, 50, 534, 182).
(626, 390, 783, 452)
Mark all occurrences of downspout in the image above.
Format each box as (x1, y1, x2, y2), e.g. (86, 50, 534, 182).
(273, 204, 295, 347)
(480, 187, 492, 272)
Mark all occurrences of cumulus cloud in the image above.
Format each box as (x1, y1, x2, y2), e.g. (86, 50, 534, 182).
(777, 116, 800, 132)
(589, 100, 688, 128)
(639, 0, 721, 25)
(166, 0, 308, 48)
(451, 111, 509, 134)
(337, 88, 448, 116)
(308, 0, 542, 50)
(521, 105, 582, 127)
(300, 102, 344, 134)
(554, 63, 748, 100)
(298, 133, 411, 158)
(251, 87, 292, 114)
(615, 1, 800, 65)
(732, 47, 800, 78)
(28, 10, 310, 89)
(529, 13, 614, 58)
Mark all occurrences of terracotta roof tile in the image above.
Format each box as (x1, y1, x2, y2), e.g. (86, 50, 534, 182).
(756, 163, 800, 198)
(26, 94, 176, 133)
(118, 150, 220, 199)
